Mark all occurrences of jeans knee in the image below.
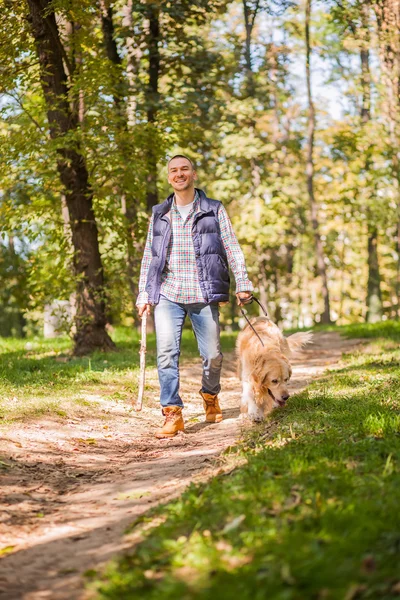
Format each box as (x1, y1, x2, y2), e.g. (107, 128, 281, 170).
(204, 351, 223, 369)
(158, 348, 179, 370)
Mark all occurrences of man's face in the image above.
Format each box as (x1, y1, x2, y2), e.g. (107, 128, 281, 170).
(168, 157, 197, 192)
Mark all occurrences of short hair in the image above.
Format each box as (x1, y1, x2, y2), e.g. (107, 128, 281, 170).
(168, 154, 195, 170)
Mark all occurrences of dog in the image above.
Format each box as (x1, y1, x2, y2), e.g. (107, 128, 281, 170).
(236, 316, 312, 421)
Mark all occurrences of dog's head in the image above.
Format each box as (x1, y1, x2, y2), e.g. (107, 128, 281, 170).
(251, 352, 292, 408)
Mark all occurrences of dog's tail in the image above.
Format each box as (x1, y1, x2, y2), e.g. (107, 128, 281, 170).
(286, 331, 313, 352)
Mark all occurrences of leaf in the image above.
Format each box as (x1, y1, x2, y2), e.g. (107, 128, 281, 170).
(281, 563, 295, 585)
(344, 584, 367, 600)
(9, 439, 22, 447)
(222, 514, 245, 533)
(0, 546, 15, 556)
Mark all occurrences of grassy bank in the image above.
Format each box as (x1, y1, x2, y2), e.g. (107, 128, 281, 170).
(0, 328, 237, 424)
(90, 323, 400, 599)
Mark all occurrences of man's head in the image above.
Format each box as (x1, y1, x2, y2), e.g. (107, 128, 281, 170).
(167, 155, 197, 192)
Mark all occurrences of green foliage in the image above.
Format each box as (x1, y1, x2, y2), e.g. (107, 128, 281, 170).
(0, 0, 399, 332)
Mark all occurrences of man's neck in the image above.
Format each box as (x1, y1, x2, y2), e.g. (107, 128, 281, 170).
(174, 187, 196, 206)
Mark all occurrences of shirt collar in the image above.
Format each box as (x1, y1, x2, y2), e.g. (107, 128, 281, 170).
(172, 189, 199, 213)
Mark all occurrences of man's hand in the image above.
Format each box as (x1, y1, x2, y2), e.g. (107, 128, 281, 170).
(236, 291, 253, 306)
(137, 304, 151, 317)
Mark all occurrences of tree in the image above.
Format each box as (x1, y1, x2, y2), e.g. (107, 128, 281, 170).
(305, 0, 332, 323)
(26, 0, 115, 354)
(372, 0, 400, 317)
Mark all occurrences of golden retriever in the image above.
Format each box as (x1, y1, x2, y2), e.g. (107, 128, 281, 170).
(236, 317, 312, 421)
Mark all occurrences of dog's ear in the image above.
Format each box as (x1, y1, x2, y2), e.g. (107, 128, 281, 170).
(252, 355, 274, 390)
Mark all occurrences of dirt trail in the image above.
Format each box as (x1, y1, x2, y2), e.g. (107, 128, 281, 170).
(0, 332, 363, 600)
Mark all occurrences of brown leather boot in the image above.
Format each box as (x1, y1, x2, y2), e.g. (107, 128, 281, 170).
(200, 390, 223, 423)
(155, 406, 184, 439)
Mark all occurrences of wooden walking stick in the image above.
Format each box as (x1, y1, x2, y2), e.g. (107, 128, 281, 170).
(135, 312, 147, 411)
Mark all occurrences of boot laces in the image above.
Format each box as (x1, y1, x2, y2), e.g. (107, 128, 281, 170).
(164, 408, 180, 422)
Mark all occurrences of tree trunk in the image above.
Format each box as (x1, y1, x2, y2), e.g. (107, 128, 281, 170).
(366, 222, 382, 322)
(27, 0, 115, 355)
(374, 0, 400, 317)
(99, 0, 124, 116)
(99, 0, 145, 324)
(145, 1, 160, 210)
(360, 6, 383, 321)
(305, 0, 331, 324)
(242, 0, 259, 97)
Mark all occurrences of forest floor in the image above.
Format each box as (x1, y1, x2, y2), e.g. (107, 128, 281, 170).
(0, 330, 364, 600)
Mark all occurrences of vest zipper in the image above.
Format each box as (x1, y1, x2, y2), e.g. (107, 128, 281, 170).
(155, 218, 171, 304)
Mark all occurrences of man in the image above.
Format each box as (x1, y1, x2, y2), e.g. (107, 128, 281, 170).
(137, 155, 253, 438)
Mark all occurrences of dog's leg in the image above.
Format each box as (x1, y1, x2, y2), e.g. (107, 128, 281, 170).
(240, 368, 264, 422)
(246, 390, 264, 422)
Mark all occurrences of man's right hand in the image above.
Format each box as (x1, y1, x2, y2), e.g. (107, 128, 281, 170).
(137, 304, 151, 317)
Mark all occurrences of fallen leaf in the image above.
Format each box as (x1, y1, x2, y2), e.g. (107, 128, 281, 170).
(0, 546, 15, 557)
(222, 514, 245, 533)
(361, 555, 375, 573)
(9, 440, 22, 448)
(344, 584, 367, 600)
(281, 563, 295, 585)
(391, 582, 400, 594)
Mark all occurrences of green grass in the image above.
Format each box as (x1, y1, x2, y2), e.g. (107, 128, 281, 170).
(89, 322, 400, 600)
(0, 327, 237, 424)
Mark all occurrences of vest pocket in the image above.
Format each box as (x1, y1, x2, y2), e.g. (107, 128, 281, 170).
(216, 255, 230, 281)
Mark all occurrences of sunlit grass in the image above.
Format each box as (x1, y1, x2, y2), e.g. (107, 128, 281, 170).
(89, 323, 400, 600)
(0, 327, 237, 424)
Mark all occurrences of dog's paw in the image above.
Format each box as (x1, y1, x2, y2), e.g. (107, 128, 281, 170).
(247, 409, 264, 423)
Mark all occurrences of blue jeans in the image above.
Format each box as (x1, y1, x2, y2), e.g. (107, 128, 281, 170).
(154, 296, 223, 407)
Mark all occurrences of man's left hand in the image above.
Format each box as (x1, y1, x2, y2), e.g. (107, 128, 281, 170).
(236, 291, 253, 306)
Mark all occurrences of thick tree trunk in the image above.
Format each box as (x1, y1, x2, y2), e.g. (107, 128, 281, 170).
(27, 0, 115, 355)
(305, 0, 331, 324)
(145, 1, 160, 210)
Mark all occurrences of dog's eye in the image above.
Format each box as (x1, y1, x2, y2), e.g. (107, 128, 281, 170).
(271, 379, 278, 384)
(284, 378, 289, 382)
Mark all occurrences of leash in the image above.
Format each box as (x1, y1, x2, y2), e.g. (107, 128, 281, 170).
(239, 295, 269, 348)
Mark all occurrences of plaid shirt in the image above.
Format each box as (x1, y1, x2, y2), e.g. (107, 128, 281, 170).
(137, 191, 253, 305)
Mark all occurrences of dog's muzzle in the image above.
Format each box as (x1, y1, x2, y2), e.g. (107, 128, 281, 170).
(268, 389, 289, 407)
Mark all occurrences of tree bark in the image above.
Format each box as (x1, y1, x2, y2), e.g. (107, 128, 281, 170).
(359, 4, 383, 321)
(366, 222, 383, 322)
(27, 0, 115, 355)
(99, 1, 146, 324)
(305, 0, 331, 324)
(99, 0, 125, 116)
(373, 0, 400, 317)
(242, 0, 260, 97)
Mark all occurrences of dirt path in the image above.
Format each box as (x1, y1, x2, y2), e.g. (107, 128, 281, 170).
(0, 332, 363, 600)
